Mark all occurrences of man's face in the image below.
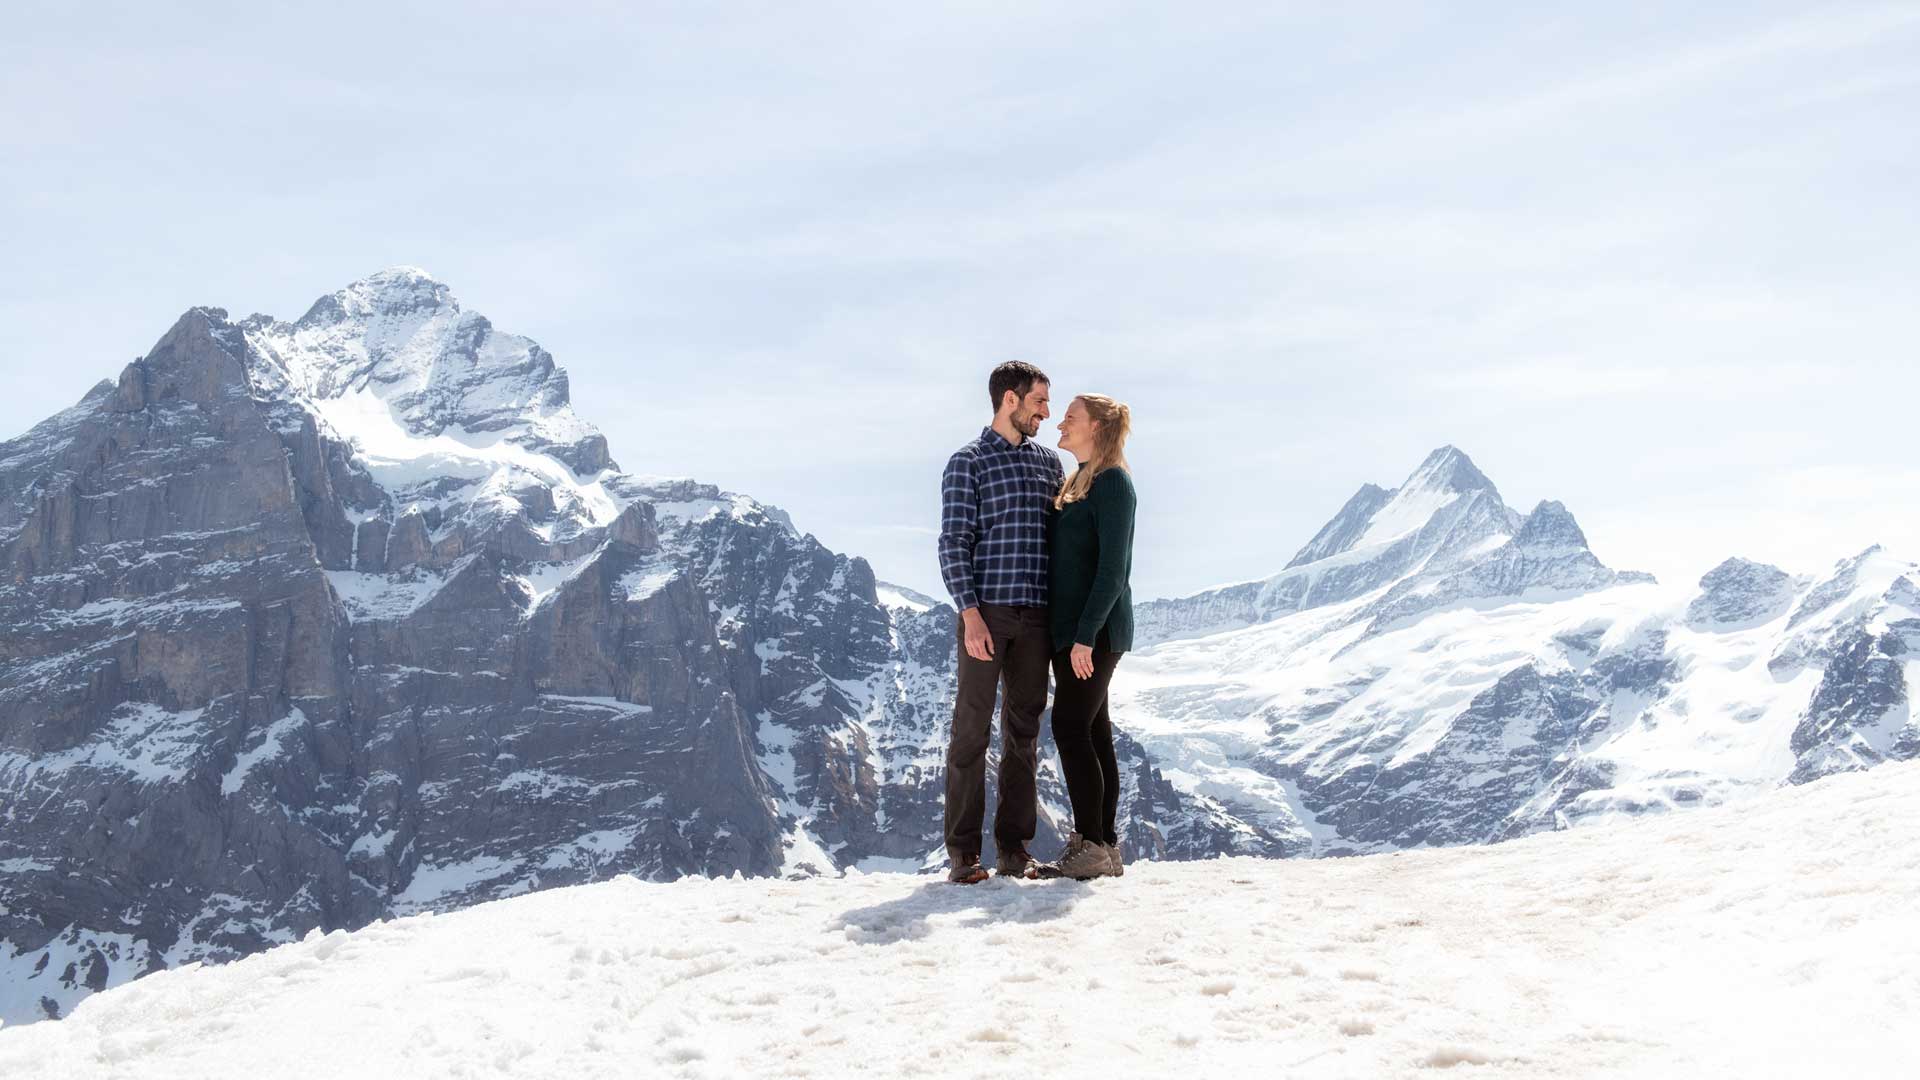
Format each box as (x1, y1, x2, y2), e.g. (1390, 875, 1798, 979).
(1009, 382, 1051, 437)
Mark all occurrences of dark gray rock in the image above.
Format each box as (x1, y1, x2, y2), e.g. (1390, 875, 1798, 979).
(1687, 558, 1798, 630)
(1788, 627, 1918, 784)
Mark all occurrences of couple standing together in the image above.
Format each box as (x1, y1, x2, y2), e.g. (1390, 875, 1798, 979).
(936, 362, 1136, 884)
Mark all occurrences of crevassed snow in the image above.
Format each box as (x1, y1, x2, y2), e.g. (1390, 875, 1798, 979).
(3, 762, 1916, 1075)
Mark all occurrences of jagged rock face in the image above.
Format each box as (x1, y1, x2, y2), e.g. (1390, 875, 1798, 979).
(1789, 625, 1919, 784)
(0, 270, 1235, 1027)
(1687, 557, 1799, 629)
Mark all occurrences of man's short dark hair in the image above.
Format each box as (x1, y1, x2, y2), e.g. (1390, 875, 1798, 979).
(988, 361, 1050, 411)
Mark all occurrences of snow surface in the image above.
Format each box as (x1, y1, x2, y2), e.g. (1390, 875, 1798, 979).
(3, 762, 1915, 1077)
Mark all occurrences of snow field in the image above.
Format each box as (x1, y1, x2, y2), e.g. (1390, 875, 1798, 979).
(3, 763, 1916, 1079)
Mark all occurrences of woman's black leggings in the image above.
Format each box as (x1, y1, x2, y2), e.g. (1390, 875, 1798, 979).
(1050, 637, 1123, 846)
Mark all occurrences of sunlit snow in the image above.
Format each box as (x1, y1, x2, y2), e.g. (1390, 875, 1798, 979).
(2, 762, 1913, 1077)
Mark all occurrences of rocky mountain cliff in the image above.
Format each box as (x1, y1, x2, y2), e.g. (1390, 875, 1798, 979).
(0, 269, 1238, 1026)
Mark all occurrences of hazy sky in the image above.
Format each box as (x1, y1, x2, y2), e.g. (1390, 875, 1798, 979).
(5, 2, 1918, 601)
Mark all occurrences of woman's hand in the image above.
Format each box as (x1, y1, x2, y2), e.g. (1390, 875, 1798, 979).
(1070, 643, 1095, 680)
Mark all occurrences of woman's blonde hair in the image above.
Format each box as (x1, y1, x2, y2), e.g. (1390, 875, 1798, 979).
(1055, 394, 1132, 508)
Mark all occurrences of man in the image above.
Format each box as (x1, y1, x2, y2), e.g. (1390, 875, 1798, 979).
(937, 361, 1065, 884)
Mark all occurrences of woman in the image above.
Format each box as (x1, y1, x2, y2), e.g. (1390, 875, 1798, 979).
(1042, 393, 1136, 881)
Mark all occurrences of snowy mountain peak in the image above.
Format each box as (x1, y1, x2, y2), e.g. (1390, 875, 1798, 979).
(1688, 557, 1798, 629)
(1290, 447, 1506, 567)
(296, 266, 453, 327)
(1512, 499, 1587, 550)
(1401, 444, 1499, 500)
(1136, 446, 1646, 646)
(241, 271, 612, 476)
(1785, 545, 1912, 631)
(1286, 483, 1392, 568)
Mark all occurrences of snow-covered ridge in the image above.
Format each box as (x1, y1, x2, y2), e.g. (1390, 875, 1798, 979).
(243, 267, 602, 462)
(240, 267, 618, 556)
(1109, 444, 1917, 858)
(3, 761, 1914, 1078)
(1132, 446, 1645, 648)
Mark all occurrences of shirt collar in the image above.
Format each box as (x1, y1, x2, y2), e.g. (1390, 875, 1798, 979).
(979, 425, 1028, 452)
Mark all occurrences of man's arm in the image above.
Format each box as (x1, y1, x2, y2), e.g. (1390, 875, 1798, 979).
(938, 450, 981, 613)
(937, 450, 995, 661)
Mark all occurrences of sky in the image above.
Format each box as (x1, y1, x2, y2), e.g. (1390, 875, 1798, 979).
(4, 2, 1918, 602)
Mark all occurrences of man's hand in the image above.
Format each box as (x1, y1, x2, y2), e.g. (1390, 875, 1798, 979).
(1070, 643, 1095, 680)
(961, 607, 995, 662)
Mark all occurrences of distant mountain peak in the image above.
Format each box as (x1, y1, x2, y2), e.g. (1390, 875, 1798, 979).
(241, 270, 612, 475)
(1139, 445, 1658, 645)
(296, 266, 455, 329)
(1512, 499, 1587, 550)
(1284, 447, 1505, 571)
(1402, 445, 1499, 499)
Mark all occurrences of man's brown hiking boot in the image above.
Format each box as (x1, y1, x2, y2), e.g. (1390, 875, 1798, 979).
(947, 854, 989, 884)
(994, 847, 1037, 879)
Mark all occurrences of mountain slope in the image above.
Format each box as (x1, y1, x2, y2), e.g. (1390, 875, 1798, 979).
(4, 760, 1915, 1077)
(0, 269, 1241, 1026)
(1113, 451, 1920, 855)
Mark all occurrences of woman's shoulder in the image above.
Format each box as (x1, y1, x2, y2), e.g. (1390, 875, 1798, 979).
(1092, 466, 1136, 501)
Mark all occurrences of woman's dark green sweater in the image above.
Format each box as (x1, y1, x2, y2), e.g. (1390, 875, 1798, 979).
(1050, 466, 1136, 654)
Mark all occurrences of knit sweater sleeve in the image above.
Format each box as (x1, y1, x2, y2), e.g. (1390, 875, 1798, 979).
(1074, 469, 1136, 647)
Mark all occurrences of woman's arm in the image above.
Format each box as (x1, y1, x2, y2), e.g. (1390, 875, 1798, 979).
(1073, 469, 1137, 649)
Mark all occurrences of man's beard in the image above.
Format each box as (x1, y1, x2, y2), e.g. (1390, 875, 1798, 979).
(1012, 408, 1041, 436)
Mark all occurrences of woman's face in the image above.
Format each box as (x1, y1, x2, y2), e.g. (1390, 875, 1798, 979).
(1057, 399, 1096, 459)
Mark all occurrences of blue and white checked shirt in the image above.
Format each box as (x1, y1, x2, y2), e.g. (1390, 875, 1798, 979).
(938, 427, 1066, 611)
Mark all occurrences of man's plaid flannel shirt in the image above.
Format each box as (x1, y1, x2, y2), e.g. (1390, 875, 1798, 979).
(938, 427, 1065, 612)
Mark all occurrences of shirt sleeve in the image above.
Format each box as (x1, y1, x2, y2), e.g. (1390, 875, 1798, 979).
(937, 450, 981, 611)
(1075, 469, 1137, 647)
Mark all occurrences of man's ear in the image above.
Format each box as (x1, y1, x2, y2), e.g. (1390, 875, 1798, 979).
(1000, 389, 1019, 414)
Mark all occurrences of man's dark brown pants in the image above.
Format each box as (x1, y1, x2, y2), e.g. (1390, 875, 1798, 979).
(945, 602, 1051, 864)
